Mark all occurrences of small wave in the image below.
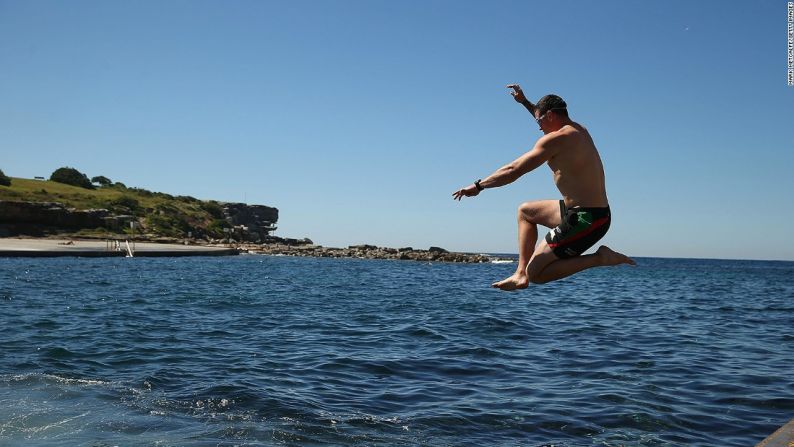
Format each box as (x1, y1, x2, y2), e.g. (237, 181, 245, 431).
(394, 324, 448, 341)
(472, 315, 521, 329)
(32, 319, 60, 329)
(713, 396, 794, 410)
(434, 345, 504, 358)
(2, 373, 111, 387)
(40, 347, 77, 359)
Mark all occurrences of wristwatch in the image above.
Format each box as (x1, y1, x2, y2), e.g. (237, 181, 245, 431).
(474, 179, 484, 191)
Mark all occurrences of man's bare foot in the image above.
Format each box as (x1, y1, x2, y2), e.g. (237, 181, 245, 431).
(596, 246, 637, 266)
(491, 272, 529, 291)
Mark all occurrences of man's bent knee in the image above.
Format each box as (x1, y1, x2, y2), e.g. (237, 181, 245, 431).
(518, 201, 541, 222)
(518, 200, 561, 228)
(517, 202, 529, 218)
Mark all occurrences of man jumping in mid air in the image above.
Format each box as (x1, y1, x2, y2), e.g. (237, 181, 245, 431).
(453, 85, 635, 290)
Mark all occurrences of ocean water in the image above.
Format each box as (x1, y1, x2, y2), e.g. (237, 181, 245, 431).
(0, 255, 792, 447)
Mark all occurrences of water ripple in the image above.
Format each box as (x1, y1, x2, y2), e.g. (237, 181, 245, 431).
(0, 256, 792, 446)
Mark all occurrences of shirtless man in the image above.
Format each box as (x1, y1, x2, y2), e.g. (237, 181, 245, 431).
(453, 84, 635, 290)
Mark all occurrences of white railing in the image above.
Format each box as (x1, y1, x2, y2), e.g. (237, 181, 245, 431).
(106, 239, 135, 257)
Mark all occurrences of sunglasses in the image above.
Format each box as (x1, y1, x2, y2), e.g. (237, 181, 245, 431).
(535, 107, 567, 125)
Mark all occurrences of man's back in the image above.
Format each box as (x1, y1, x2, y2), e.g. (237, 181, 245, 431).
(546, 122, 608, 209)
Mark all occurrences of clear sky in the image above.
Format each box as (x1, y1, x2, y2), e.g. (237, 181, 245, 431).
(2, 1, 793, 260)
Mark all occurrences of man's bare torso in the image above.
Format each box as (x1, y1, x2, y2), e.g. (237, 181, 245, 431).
(545, 122, 608, 209)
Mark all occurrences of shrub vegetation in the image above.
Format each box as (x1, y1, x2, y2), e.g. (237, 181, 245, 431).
(50, 167, 94, 189)
(91, 175, 112, 186)
(0, 169, 11, 187)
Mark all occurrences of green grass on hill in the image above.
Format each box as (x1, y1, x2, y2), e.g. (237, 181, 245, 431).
(0, 177, 230, 239)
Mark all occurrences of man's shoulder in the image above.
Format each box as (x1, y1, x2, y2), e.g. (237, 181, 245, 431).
(540, 127, 575, 147)
(549, 124, 592, 144)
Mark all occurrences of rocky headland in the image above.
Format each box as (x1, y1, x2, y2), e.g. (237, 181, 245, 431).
(0, 176, 510, 263)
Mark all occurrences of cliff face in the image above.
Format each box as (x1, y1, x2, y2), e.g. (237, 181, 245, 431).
(0, 201, 108, 229)
(223, 203, 278, 241)
(0, 200, 111, 237)
(0, 199, 279, 241)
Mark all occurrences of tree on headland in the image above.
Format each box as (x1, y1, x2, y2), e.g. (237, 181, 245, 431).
(91, 175, 112, 187)
(50, 167, 94, 189)
(0, 169, 10, 187)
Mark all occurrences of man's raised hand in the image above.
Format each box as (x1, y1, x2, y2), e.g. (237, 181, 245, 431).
(507, 84, 527, 104)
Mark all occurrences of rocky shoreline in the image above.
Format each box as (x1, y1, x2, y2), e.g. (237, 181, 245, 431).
(0, 236, 513, 263)
(228, 242, 511, 263)
(0, 199, 510, 263)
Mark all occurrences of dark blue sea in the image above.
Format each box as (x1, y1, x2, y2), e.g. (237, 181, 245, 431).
(1, 255, 792, 446)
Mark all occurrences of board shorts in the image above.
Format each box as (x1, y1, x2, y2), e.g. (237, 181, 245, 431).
(545, 200, 611, 259)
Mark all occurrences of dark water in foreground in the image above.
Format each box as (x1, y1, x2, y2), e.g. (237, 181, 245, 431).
(1, 255, 792, 446)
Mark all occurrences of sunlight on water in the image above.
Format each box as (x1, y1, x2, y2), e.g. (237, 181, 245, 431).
(1, 256, 792, 446)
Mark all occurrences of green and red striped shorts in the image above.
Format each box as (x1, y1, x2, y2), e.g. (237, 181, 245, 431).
(545, 200, 611, 259)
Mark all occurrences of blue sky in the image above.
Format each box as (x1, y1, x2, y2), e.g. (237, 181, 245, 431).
(2, 1, 793, 260)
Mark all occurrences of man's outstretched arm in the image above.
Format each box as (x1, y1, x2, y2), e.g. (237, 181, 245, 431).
(452, 137, 556, 200)
(479, 140, 552, 189)
(507, 84, 536, 116)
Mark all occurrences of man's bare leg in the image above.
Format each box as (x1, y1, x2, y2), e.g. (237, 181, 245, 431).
(530, 245, 636, 284)
(491, 215, 536, 290)
(492, 200, 560, 291)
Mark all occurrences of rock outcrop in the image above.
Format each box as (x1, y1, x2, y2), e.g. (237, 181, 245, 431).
(223, 203, 278, 242)
(240, 242, 503, 263)
(0, 201, 108, 234)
